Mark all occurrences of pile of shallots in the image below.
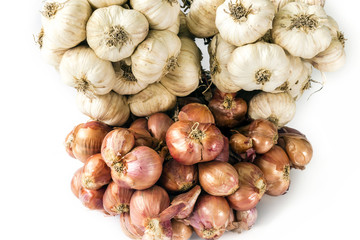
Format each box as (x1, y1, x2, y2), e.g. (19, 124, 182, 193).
(67, 93, 313, 240)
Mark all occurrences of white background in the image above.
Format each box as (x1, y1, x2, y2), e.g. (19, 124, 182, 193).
(0, 1, 359, 239)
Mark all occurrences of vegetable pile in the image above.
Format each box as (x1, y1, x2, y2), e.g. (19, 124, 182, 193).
(37, 0, 345, 239)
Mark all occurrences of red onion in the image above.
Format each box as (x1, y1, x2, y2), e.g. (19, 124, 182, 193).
(208, 89, 247, 128)
(230, 133, 253, 155)
(214, 136, 229, 162)
(187, 194, 230, 239)
(71, 167, 83, 198)
(148, 113, 174, 142)
(103, 181, 134, 216)
(101, 128, 135, 167)
(166, 121, 224, 165)
(199, 161, 239, 196)
(79, 186, 106, 210)
(130, 118, 148, 131)
(254, 145, 291, 196)
(111, 146, 163, 190)
(130, 186, 175, 240)
(238, 119, 278, 154)
(172, 220, 193, 240)
(72, 121, 112, 162)
(128, 127, 159, 149)
(81, 153, 111, 190)
(227, 162, 266, 211)
(159, 158, 198, 192)
(278, 132, 313, 170)
(171, 185, 202, 220)
(120, 213, 144, 239)
(178, 103, 215, 124)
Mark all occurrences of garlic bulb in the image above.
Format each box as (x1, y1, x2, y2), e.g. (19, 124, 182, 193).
(270, 0, 325, 13)
(165, 12, 181, 35)
(112, 60, 149, 95)
(130, 0, 180, 30)
(131, 30, 182, 84)
(208, 34, 240, 93)
(270, 0, 292, 12)
(248, 92, 296, 127)
(77, 91, 130, 126)
(285, 54, 312, 100)
(178, 12, 193, 39)
(216, 0, 275, 47)
(41, 0, 92, 50)
(59, 46, 116, 96)
(128, 83, 177, 117)
(38, 28, 66, 69)
(86, 6, 149, 62)
(87, 0, 127, 8)
(186, 0, 225, 38)
(227, 42, 290, 92)
(310, 16, 346, 72)
(160, 37, 201, 97)
(272, 2, 332, 59)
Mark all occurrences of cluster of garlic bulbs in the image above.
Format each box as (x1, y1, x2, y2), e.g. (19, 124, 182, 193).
(186, 0, 345, 100)
(38, 0, 202, 126)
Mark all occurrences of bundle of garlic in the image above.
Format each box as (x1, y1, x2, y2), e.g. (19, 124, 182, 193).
(38, 0, 205, 123)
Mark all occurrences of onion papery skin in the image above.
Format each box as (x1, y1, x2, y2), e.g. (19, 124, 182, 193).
(166, 121, 224, 165)
(101, 128, 135, 167)
(254, 145, 291, 196)
(178, 103, 215, 124)
(103, 181, 135, 216)
(111, 146, 163, 190)
(72, 121, 112, 162)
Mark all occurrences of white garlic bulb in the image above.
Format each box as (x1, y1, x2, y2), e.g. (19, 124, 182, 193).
(41, 0, 92, 50)
(86, 6, 149, 62)
(37, 27, 66, 69)
(130, 0, 180, 30)
(165, 12, 181, 35)
(248, 92, 296, 127)
(131, 30, 182, 84)
(272, 2, 332, 59)
(112, 60, 149, 95)
(310, 16, 346, 72)
(77, 91, 130, 127)
(186, 0, 225, 38)
(59, 46, 116, 96)
(270, 0, 325, 13)
(227, 42, 290, 92)
(128, 83, 177, 117)
(216, 0, 275, 47)
(208, 34, 241, 93)
(87, 0, 127, 8)
(160, 37, 201, 96)
(285, 54, 312, 100)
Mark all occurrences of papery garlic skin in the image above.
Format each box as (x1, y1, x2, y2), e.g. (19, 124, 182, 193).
(87, 0, 127, 8)
(270, 0, 325, 13)
(186, 0, 225, 38)
(60, 46, 116, 96)
(130, 0, 180, 30)
(128, 83, 177, 117)
(227, 42, 290, 92)
(160, 37, 201, 97)
(86, 6, 149, 62)
(216, 0, 275, 47)
(131, 30, 182, 84)
(166, 13, 181, 35)
(248, 92, 296, 127)
(112, 60, 149, 95)
(298, 0, 325, 6)
(272, 2, 332, 59)
(310, 16, 346, 72)
(270, 0, 292, 12)
(208, 34, 241, 93)
(285, 54, 312, 100)
(77, 91, 130, 126)
(41, 0, 92, 50)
